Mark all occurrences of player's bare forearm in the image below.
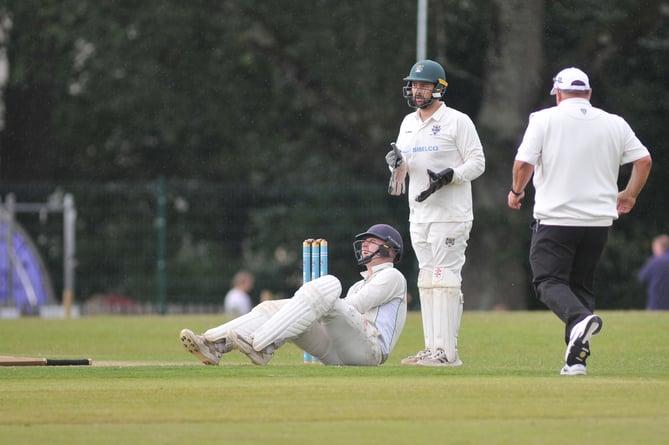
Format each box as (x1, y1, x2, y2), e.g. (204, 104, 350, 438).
(617, 155, 652, 215)
(508, 161, 534, 210)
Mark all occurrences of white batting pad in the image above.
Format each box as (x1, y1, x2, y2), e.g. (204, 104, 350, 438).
(433, 287, 462, 362)
(302, 275, 342, 314)
(417, 267, 432, 288)
(418, 288, 434, 350)
(203, 300, 288, 343)
(431, 266, 460, 288)
(417, 268, 434, 350)
(252, 275, 341, 350)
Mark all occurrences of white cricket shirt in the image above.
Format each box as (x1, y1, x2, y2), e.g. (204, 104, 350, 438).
(344, 263, 407, 358)
(515, 98, 650, 226)
(396, 103, 485, 223)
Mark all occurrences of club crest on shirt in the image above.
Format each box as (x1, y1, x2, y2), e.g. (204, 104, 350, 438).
(444, 237, 456, 248)
(431, 124, 441, 135)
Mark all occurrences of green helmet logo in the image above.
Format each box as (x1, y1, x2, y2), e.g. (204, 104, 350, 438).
(403, 59, 448, 109)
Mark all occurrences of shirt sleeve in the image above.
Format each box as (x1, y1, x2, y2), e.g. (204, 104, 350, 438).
(452, 114, 485, 184)
(344, 268, 405, 313)
(618, 117, 650, 165)
(515, 111, 545, 165)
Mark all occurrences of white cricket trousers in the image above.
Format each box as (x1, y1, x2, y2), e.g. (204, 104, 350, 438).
(410, 221, 472, 279)
(295, 298, 384, 366)
(205, 278, 384, 366)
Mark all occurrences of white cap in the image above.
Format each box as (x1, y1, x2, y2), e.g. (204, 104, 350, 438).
(550, 67, 590, 95)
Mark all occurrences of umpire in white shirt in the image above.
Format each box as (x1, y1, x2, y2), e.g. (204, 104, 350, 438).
(507, 67, 652, 375)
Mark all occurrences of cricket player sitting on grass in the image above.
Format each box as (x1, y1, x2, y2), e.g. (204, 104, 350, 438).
(180, 224, 408, 366)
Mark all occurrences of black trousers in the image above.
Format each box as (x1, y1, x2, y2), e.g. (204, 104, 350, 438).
(529, 222, 609, 344)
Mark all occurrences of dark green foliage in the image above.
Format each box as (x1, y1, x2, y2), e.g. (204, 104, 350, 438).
(1, 0, 667, 308)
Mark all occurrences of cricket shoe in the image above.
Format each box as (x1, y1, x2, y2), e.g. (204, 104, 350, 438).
(417, 348, 463, 367)
(561, 338, 591, 375)
(179, 328, 225, 366)
(561, 314, 602, 375)
(560, 363, 587, 376)
(565, 314, 602, 362)
(400, 349, 432, 366)
(229, 331, 274, 366)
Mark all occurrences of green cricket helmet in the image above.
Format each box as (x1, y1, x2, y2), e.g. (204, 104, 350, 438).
(402, 59, 448, 109)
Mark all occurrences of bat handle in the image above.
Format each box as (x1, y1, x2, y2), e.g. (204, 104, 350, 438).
(46, 358, 93, 366)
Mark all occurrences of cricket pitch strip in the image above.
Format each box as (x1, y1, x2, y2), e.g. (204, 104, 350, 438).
(0, 356, 198, 367)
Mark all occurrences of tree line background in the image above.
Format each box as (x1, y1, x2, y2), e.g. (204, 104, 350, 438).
(0, 0, 667, 311)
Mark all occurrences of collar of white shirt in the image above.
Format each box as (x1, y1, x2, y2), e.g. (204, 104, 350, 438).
(360, 261, 394, 279)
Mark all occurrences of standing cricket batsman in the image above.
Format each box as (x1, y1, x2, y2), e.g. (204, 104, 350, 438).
(387, 60, 485, 366)
(180, 224, 407, 366)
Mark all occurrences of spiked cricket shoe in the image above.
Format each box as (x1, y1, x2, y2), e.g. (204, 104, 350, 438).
(229, 330, 274, 366)
(179, 328, 223, 366)
(417, 348, 463, 367)
(400, 349, 432, 366)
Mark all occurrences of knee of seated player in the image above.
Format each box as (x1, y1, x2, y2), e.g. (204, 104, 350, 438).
(295, 275, 342, 315)
(252, 299, 287, 316)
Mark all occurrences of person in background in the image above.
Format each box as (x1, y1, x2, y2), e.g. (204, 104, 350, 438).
(508, 67, 652, 376)
(638, 234, 669, 310)
(224, 271, 254, 315)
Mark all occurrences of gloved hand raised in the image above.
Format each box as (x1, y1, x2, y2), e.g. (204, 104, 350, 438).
(387, 143, 407, 196)
(385, 143, 403, 169)
(415, 168, 454, 202)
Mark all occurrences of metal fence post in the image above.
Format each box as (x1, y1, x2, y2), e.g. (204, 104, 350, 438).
(62, 193, 76, 318)
(156, 177, 167, 314)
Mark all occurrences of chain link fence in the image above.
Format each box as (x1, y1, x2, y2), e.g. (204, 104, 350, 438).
(1, 179, 650, 314)
(1, 179, 416, 314)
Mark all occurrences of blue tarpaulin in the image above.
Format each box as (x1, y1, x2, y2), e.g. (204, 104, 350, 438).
(0, 222, 54, 314)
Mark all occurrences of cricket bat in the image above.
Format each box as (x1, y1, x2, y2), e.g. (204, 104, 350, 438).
(0, 356, 92, 366)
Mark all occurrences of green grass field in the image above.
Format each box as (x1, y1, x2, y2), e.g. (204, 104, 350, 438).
(1, 311, 668, 444)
